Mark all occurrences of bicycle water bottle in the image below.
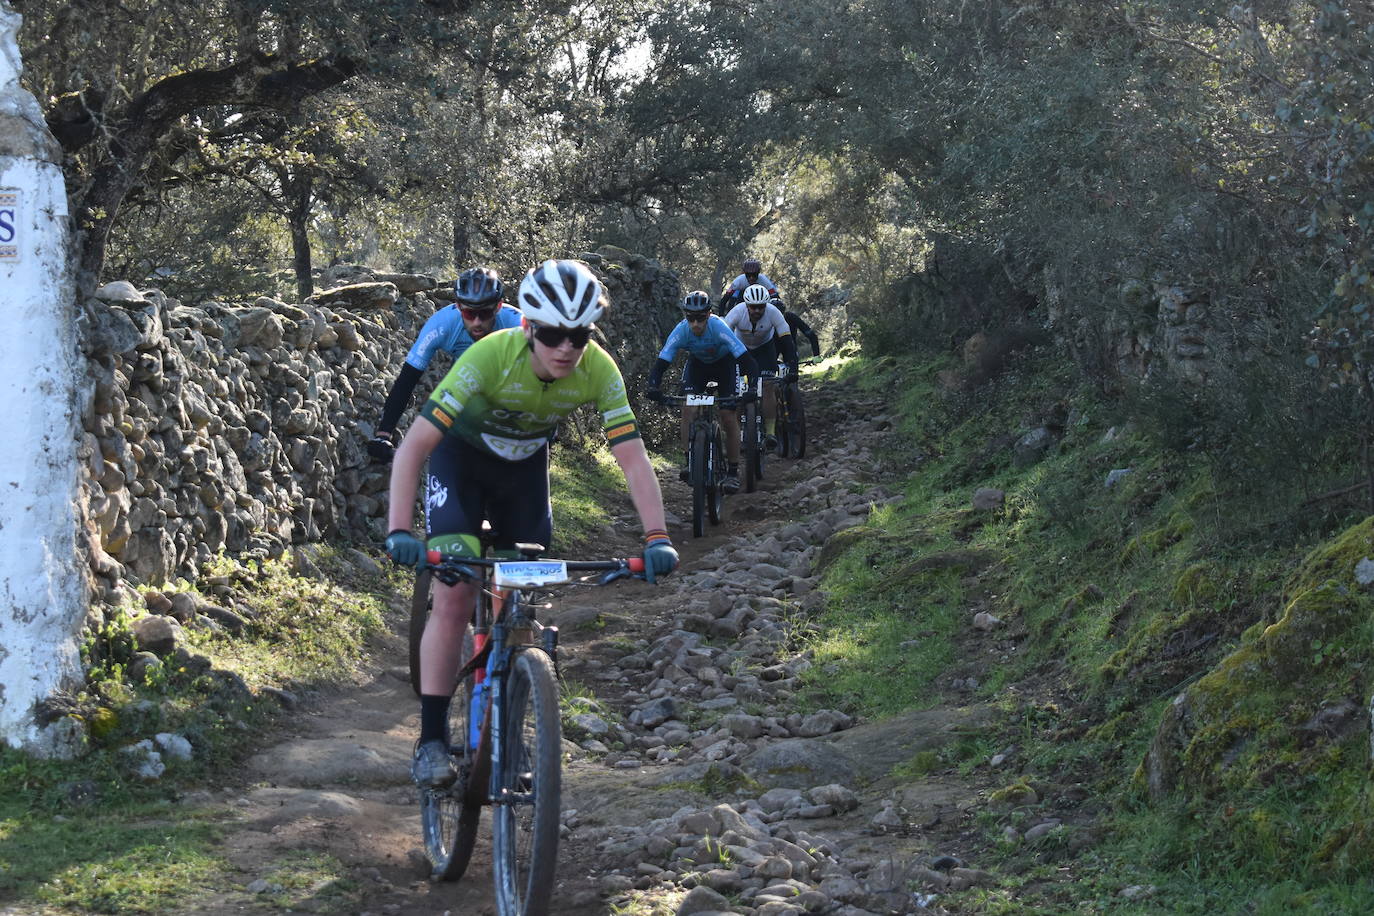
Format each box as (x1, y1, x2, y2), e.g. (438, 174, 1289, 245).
(468, 631, 489, 750)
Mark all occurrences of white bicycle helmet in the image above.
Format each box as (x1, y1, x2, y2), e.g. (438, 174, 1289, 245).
(517, 259, 606, 327)
(742, 283, 770, 305)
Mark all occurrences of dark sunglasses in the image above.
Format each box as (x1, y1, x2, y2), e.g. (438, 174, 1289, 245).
(684, 312, 710, 323)
(459, 304, 498, 320)
(532, 325, 592, 349)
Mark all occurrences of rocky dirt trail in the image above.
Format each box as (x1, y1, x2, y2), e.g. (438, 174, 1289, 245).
(181, 373, 1019, 916)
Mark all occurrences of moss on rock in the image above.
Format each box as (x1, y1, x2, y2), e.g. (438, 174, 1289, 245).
(1139, 517, 1374, 871)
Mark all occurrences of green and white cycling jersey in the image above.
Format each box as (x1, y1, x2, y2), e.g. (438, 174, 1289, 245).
(419, 327, 641, 461)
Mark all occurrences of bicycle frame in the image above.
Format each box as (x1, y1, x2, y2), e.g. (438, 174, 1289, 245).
(658, 384, 743, 536)
(418, 549, 644, 908)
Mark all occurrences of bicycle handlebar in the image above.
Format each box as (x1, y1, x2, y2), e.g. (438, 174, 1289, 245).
(652, 392, 753, 408)
(423, 551, 646, 585)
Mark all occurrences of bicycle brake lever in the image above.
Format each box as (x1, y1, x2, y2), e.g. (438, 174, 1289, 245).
(599, 567, 644, 585)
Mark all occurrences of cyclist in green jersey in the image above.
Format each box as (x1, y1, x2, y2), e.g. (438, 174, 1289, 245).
(382, 259, 679, 788)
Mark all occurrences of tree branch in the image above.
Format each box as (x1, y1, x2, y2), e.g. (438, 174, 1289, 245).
(72, 52, 360, 292)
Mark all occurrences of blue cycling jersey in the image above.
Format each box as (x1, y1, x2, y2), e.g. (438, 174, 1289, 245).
(404, 304, 523, 370)
(657, 316, 748, 364)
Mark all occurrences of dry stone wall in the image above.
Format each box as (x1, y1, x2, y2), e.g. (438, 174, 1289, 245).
(76, 250, 681, 607)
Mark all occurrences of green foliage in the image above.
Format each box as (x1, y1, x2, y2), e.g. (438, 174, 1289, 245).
(833, 348, 1374, 909)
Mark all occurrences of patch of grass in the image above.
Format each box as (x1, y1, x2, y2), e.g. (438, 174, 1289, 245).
(607, 889, 684, 915)
(655, 763, 762, 798)
(795, 514, 964, 717)
(0, 759, 229, 913)
(193, 550, 390, 690)
(550, 444, 626, 549)
(1, 545, 401, 914)
(250, 850, 362, 913)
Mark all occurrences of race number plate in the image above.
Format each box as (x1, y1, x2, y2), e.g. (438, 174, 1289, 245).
(685, 393, 715, 406)
(494, 560, 569, 588)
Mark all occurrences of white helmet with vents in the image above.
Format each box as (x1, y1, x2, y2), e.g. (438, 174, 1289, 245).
(742, 283, 770, 305)
(517, 259, 606, 327)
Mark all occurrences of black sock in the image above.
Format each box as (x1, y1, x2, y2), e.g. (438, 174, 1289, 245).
(419, 694, 452, 744)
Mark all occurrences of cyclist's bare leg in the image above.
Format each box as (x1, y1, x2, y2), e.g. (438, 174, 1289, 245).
(420, 580, 475, 695)
(722, 410, 741, 464)
(762, 378, 778, 426)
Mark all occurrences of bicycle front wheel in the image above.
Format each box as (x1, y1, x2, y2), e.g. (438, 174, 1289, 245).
(492, 649, 562, 915)
(690, 428, 708, 538)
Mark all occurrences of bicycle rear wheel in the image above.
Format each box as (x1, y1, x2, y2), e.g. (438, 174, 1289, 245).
(775, 386, 792, 458)
(786, 384, 807, 459)
(742, 403, 760, 493)
(408, 568, 432, 697)
(690, 429, 708, 538)
(420, 627, 482, 881)
(752, 400, 768, 484)
(492, 648, 562, 915)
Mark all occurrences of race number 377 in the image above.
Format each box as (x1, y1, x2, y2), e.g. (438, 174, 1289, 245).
(0, 190, 18, 262)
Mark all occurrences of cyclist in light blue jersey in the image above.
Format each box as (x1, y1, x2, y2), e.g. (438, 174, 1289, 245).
(646, 290, 758, 492)
(368, 267, 523, 461)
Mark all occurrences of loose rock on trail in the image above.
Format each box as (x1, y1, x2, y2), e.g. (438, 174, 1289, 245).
(171, 373, 1018, 916)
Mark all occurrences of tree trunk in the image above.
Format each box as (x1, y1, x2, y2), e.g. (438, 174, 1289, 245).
(287, 171, 314, 301)
(0, 1, 87, 757)
(453, 216, 471, 269)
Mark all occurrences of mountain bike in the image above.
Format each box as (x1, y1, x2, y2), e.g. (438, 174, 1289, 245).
(741, 376, 767, 493)
(773, 362, 807, 459)
(656, 382, 742, 538)
(417, 547, 644, 915)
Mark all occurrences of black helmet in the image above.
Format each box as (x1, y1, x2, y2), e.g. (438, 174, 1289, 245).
(682, 290, 712, 314)
(455, 267, 503, 306)
(742, 257, 762, 274)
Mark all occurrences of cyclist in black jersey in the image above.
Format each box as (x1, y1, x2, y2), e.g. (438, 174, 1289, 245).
(780, 304, 821, 358)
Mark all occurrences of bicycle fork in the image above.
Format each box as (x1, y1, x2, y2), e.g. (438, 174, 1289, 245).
(486, 624, 560, 808)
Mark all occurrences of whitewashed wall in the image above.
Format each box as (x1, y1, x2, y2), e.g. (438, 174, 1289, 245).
(0, 2, 87, 756)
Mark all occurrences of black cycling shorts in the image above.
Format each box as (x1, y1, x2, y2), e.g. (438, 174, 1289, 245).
(682, 357, 741, 407)
(424, 434, 553, 557)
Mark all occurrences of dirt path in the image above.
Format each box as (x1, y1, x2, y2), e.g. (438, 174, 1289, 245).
(188, 375, 997, 916)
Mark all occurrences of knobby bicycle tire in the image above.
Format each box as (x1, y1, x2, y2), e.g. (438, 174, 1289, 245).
(690, 427, 708, 538)
(787, 384, 807, 459)
(408, 567, 432, 697)
(421, 626, 481, 881)
(492, 648, 562, 916)
(706, 426, 724, 525)
(742, 403, 760, 493)
(753, 399, 768, 484)
(775, 385, 792, 458)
